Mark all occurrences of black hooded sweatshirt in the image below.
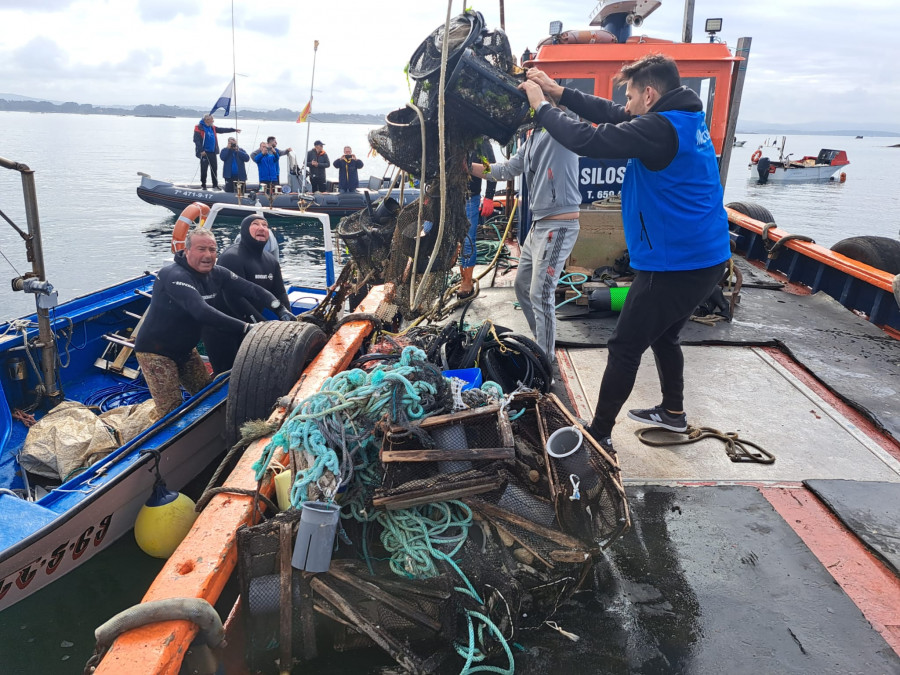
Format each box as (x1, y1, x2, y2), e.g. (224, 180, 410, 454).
(215, 216, 290, 319)
(135, 250, 280, 362)
(536, 85, 705, 171)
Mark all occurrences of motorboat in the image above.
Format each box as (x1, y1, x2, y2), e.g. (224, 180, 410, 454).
(137, 156, 420, 220)
(750, 136, 849, 183)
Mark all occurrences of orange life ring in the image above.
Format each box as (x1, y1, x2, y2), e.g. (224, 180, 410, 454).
(751, 149, 762, 163)
(172, 202, 211, 253)
(536, 29, 616, 48)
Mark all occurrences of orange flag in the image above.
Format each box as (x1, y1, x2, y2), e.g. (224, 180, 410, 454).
(297, 100, 312, 123)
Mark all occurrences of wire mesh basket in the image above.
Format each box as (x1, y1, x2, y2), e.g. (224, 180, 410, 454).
(368, 106, 442, 179)
(444, 49, 530, 145)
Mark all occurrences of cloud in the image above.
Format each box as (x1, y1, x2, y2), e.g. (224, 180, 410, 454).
(2, 0, 76, 10)
(10, 36, 68, 73)
(137, 0, 201, 22)
(223, 6, 291, 36)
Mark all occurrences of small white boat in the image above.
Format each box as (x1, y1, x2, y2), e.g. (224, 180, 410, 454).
(733, 138, 746, 147)
(749, 136, 849, 183)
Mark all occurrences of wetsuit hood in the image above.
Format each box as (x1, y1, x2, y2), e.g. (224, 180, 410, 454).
(649, 86, 704, 115)
(239, 215, 268, 255)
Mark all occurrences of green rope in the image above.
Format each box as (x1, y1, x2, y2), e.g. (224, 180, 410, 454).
(554, 272, 589, 309)
(252, 344, 518, 672)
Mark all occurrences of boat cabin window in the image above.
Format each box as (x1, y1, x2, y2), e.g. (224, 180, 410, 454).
(558, 78, 594, 96)
(612, 76, 716, 130)
(682, 77, 716, 129)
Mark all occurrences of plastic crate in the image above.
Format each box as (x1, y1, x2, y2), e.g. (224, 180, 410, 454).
(442, 367, 483, 391)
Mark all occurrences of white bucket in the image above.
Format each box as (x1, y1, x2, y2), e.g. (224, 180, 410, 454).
(545, 426, 583, 458)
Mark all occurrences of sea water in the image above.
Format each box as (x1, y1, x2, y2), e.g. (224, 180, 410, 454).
(1, 112, 898, 319)
(0, 113, 898, 672)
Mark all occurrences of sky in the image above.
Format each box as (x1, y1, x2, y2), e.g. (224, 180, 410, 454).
(1, 0, 899, 130)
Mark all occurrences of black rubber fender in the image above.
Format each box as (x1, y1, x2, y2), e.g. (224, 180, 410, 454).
(726, 201, 775, 224)
(225, 322, 328, 447)
(830, 236, 900, 275)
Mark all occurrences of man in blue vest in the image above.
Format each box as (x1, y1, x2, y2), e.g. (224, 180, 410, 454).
(521, 54, 730, 453)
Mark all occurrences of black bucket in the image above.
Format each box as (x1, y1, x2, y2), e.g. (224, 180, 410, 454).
(401, 219, 439, 273)
(374, 196, 400, 225)
(368, 106, 441, 178)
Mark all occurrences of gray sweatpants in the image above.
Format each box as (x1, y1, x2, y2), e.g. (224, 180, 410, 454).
(514, 217, 579, 361)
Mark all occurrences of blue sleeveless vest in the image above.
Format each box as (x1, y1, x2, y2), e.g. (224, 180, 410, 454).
(620, 110, 731, 271)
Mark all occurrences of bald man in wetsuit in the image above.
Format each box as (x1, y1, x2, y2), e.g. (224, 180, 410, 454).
(135, 228, 294, 418)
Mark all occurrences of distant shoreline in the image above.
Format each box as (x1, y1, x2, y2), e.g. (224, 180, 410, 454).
(2, 99, 899, 137)
(0, 99, 385, 125)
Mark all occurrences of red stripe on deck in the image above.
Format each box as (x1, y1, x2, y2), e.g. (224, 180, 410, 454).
(762, 346, 900, 465)
(761, 486, 900, 656)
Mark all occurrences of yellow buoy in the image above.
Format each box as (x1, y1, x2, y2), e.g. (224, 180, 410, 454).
(274, 468, 293, 511)
(134, 480, 198, 558)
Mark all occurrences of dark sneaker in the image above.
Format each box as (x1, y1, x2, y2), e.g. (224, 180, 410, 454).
(598, 436, 616, 455)
(627, 405, 687, 432)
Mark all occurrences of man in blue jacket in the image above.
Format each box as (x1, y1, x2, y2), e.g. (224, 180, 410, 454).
(251, 136, 292, 184)
(333, 146, 364, 193)
(253, 142, 282, 197)
(193, 114, 240, 190)
(522, 54, 731, 452)
(219, 137, 249, 193)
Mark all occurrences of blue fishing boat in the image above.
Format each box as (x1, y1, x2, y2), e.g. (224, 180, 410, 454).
(0, 159, 333, 611)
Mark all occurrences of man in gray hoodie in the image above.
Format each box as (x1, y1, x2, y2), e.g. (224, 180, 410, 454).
(469, 114, 581, 362)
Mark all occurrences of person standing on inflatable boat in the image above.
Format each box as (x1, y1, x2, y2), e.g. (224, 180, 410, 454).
(193, 114, 240, 190)
(521, 54, 731, 454)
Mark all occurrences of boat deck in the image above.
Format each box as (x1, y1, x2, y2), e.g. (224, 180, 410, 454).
(442, 265, 900, 671)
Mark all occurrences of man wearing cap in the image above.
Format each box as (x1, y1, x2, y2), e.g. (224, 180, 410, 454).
(202, 214, 293, 373)
(220, 137, 250, 194)
(306, 141, 330, 193)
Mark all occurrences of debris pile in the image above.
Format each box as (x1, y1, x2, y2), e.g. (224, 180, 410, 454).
(339, 10, 531, 320)
(237, 343, 629, 673)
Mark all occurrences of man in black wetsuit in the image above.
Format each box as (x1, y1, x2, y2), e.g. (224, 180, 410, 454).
(135, 228, 294, 418)
(202, 214, 292, 374)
